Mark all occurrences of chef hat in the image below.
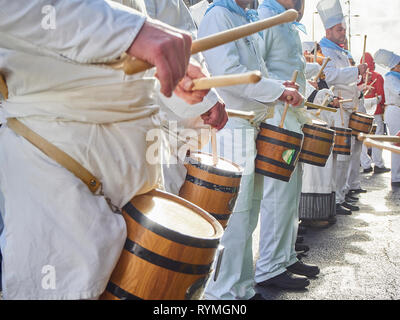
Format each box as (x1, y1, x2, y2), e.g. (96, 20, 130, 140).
(374, 49, 400, 69)
(302, 41, 316, 52)
(316, 0, 346, 30)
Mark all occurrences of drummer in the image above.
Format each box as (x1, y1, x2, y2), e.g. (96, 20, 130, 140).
(316, 0, 368, 215)
(374, 49, 400, 188)
(144, 0, 228, 195)
(299, 41, 339, 228)
(198, 0, 304, 300)
(254, 0, 320, 291)
(360, 52, 390, 175)
(0, 0, 228, 300)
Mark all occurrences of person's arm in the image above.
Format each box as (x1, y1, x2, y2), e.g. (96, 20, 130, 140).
(198, 8, 285, 105)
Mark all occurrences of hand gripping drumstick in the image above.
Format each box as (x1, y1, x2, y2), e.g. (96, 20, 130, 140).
(357, 133, 400, 143)
(363, 138, 400, 155)
(108, 10, 299, 75)
(191, 71, 262, 91)
(279, 70, 298, 128)
(313, 57, 331, 82)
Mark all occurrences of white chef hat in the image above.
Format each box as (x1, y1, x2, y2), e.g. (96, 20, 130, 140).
(374, 49, 400, 69)
(316, 0, 346, 30)
(302, 41, 316, 52)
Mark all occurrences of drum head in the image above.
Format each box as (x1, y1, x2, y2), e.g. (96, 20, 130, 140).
(131, 190, 223, 240)
(312, 119, 328, 127)
(188, 152, 243, 177)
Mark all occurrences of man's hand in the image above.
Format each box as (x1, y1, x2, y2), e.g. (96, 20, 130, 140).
(278, 87, 304, 107)
(126, 20, 192, 98)
(201, 101, 228, 131)
(358, 63, 368, 77)
(173, 63, 210, 105)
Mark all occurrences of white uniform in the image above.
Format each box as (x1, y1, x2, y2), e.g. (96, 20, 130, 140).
(320, 45, 359, 203)
(198, 6, 284, 300)
(254, 5, 307, 284)
(384, 73, 400, 183)
(144, 0, 221, 195)
(0, 0, 207, 300)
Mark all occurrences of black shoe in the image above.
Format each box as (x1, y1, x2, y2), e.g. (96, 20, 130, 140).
(287, 261, 320, 278)
(392, 182, 400, 187)
(345, 194, 359, 203)
(362, 167, 373, 173)
(349, 188, 367, 194)
(342, 201, 359, 211)
(248, 293, 266, 300)
(257, 271, 310, 290)
(336, 203, 352, 215)
(374, 166, 391, 174)
(295, 243, 310, 253)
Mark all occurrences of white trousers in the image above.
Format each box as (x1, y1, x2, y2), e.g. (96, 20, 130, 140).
(345, 136, 363, 192)
(204, 117, 263, 300)
(255, 165, 302, 283)
(385, 106, 400, 182)
(254, 105, 302, 283)
(360, 114, 385, 169)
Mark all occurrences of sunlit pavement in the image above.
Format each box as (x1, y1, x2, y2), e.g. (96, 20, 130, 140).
(253, 150, 400, 300)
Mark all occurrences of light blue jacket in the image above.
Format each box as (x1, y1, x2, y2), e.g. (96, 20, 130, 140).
(258, 6, 308, 130)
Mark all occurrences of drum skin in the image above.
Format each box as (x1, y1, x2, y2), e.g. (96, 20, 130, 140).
(179, 152, 243, 229)
(255, 123, 303, 182)
(100, 189, 224, 300)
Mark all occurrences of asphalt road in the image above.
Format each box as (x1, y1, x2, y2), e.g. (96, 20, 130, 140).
(253, 150, 400, 300)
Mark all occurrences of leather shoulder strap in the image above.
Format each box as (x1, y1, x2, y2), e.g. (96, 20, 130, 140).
(7, 118, 102, 194)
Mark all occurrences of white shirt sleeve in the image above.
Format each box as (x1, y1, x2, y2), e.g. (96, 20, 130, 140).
(0, 0, 147, 64)
(198, 7, 285, 106)
(385, 74, 400, 106)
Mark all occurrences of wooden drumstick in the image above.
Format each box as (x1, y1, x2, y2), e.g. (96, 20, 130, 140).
(357, 133, 400, 143)
(338, 90, 345, 126)
(313, 57, 331, 82)
(339, 99, 353, 104)
(210, 127, 218, 166)
(109, 10, 299, 75)
(364, 78, 377, 97)
(226, 109, 256, 121)
(314, 42, 318, 63)
(280, 70, 298, 128)
(362, 35, 367, 65)
(0, 74, 8, 100)
(363, 138, 400, 155)
(191, 71, 261, 91)
(305, 101, 337, 113)
(316, 86, 335, 116)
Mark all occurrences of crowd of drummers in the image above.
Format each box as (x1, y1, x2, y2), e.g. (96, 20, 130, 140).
(0, 0, 399, 301)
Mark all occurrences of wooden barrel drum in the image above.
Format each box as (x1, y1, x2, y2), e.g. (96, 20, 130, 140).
(100, 189, 224, 300)
(332, 127, 352, 155)
(179, 152, 243, 229)
(299, 121, 335, 167)
(349, 112, 374, 136)
(255, 123, 303, 182)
